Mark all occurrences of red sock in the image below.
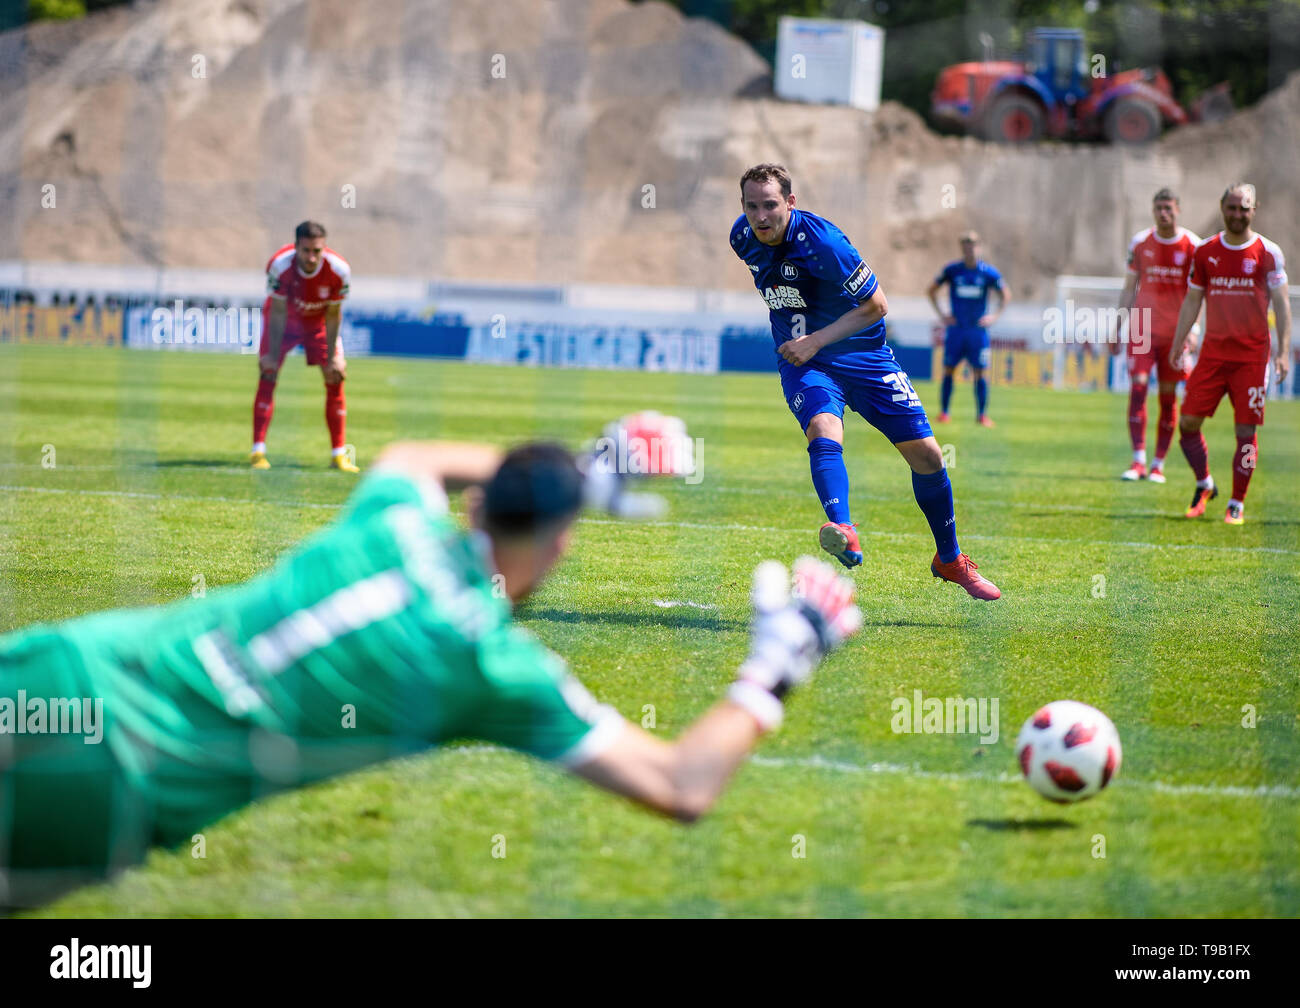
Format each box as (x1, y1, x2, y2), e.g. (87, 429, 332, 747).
(1179, 431, 1210, 481)
(1127, 383, 1147, 452)
(1232, 433, 1257, 502)
(253, 378, 276, 445)
(325, 381, 346, 450)
(1154, 391, 1177, 461)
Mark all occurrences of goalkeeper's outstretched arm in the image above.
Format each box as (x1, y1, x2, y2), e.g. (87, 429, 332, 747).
(570, 703, 764, 823)
(371, 440, 504, 493)
(369, 430, 863, 823)
(570, 558, 860, 823)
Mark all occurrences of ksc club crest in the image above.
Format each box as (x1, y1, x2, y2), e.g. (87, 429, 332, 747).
(781, 261, 800, 280)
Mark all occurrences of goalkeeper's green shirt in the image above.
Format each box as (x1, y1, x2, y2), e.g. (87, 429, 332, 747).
(0, 470, 624, 863)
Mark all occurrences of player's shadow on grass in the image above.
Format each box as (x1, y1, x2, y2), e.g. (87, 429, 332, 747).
(1019, 508, 1159, 521)
(1144, 513, 1300, 528)
(153, 458, 316, 470)
(978, 470, 1117, 483)
(863, 617, 955, 629)
(524, 608, 950, 633)
(967, 818, 1075, 831)
(523, 606, 745, 634)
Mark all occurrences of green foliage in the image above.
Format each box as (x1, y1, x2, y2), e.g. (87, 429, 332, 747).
(11, 0, 128, 27)
(662, 0, 1300, 126)
(24, 0, 86, 21)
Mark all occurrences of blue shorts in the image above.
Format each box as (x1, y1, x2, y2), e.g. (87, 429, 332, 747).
(943, 326, 990, 370)
(780, 345, 933, 444)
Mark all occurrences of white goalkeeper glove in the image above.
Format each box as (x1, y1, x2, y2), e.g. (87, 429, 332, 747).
(580, 411, 695, 519)
(728, 556, 862, 731)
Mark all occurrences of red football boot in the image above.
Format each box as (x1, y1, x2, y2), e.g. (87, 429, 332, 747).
(931, 552, 1001, 600)
(819, 522, 863, 569)
(1185, 483, 1218, 518)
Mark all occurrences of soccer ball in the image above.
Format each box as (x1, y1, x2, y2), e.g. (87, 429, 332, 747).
(1015, 700, 1122, 803)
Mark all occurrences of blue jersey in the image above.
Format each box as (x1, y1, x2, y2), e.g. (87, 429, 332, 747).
(935, 260, 1003, 329)
(730, 209, 884, 360)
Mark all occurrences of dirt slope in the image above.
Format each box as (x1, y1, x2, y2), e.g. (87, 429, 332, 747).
(2, 0, 1296, 299)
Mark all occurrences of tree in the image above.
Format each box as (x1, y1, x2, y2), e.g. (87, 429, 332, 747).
(658, 0, 1300, 123)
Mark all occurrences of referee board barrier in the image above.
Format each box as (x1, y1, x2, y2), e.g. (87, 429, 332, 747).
(0, 261, 1294, 398)
(1051, 274, 1298, 401)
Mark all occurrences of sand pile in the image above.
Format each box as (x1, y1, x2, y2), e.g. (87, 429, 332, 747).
(2, 0, 1296, 299)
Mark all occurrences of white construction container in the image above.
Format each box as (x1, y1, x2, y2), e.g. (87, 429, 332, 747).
(774, 16, 885, 111)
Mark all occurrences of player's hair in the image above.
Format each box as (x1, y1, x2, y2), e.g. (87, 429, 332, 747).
(1220, 183, 1256, 208)
(295, 220, 327, 241)
(483, 442, 584, 539)
(740, 164, 793, 198)
(1152, 187, 1179, 205)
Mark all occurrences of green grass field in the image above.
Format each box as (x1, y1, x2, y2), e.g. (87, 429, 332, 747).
(3, 344, 1297, 918)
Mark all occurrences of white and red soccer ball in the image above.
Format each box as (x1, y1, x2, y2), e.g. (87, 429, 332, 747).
(1015, 700, 1122, 803)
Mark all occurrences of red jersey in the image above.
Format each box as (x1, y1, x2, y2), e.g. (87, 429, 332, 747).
(1188, 232, 1288, 363)
(1126, 226, 1199, 347)
(263, 244, 351, 336)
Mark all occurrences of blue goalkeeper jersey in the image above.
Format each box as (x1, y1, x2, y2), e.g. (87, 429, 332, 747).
(935, 260, 1003, 329)
(729, 209, 884, 360)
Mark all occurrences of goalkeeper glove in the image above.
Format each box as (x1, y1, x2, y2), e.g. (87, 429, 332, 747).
(580, 411, 694, 519)
(728, 556, 862, 731)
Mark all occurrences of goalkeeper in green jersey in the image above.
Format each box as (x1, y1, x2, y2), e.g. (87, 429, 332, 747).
(0, 414, 861, 907)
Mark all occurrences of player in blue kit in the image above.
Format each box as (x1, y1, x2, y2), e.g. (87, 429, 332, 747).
(927, 231, 1010, 426)
(731, 164, 1000, 601)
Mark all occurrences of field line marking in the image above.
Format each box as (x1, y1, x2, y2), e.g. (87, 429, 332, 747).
(749, 754, 1300, 800)
(0, 483, 339, 510)
(441, 744, 1299, 800)
(0, 462, 347, 477)
(581, 516, 1300, 557)
(0, 464, 1263, 520)
(2, 482, 1295, 557)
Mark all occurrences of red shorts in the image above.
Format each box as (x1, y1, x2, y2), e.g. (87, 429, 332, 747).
(259, 306, 342, 368)
(1127, 341, 1189, 384)
(1181, 356, 1269, 426)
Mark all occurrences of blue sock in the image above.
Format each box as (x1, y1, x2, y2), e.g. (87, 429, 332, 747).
(912, 468, 959, 563)
(940, 374, 953, 413)
(808, 437, 852, 525)
(976, 377, 988, 417)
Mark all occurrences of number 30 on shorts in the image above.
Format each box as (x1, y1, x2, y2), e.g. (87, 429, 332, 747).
(884, 371, 921, 407)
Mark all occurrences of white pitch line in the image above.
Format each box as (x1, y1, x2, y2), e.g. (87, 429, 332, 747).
(750, 754, 1300, 800)
(0, 463, 1256, 520)
(0, 483, 339, 510)
(957, 530, 1300, 558)
(440, 744, 1299, 801)
(0, 462, 346, 477)
(3, 465, 1214, 518)
(1, 482, 1295, 557)
(581, 515, 1300, 557)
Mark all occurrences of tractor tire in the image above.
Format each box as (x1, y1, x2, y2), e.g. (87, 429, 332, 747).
(1104, 98, 1160, 144)
(984, 94, 1045, 143)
